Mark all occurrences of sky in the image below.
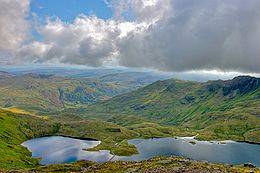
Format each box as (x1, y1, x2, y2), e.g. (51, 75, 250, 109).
(30, 0, 112, 23)
(0, 0, 260, 76)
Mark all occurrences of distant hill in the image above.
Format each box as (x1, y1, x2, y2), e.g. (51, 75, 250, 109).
(0, 71, 14, 78)
(98, 72, 171, 92)
(0, 71, 169, 113)
(85, 76, 260, 142)
(1, 66, 171, 79)
(2, 67, 124, 78)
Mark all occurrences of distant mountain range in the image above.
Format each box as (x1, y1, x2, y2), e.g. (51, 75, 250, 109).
(0, 71, 170, 113)
(0, 71, 14, 78)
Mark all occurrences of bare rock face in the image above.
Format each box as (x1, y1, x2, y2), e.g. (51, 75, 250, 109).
(206, 76, 260, 96)
(223, 76, 260, 96)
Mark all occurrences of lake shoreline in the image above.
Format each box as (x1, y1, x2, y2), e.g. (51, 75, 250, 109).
(36, 134, 99, 141)
(22, 136, 260, 167)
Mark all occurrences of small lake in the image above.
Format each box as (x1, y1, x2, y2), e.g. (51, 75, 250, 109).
(22, 136, 260, 166)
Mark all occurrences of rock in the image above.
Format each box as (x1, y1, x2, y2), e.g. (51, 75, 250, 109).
(244, 163, 256, 168)
(189, 141, 196, 145)
(206, 76, 260, 96)
(223, 76, 260, 96)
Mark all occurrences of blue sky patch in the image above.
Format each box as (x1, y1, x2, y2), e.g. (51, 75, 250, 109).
(30, 0, 113, 23)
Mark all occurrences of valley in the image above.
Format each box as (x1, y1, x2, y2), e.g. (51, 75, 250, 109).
(0, 70, 169, 113)
(1, 108, 259, 172)
(0, 69, 259, 172)
(1, 0, 260, 172)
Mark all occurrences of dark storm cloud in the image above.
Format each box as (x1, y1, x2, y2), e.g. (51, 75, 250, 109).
(117, 0, 260, 73)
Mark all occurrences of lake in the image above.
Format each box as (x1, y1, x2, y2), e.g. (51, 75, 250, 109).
(22, 136, 260, 166)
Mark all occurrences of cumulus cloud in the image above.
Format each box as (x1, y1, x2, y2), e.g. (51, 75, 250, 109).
(2, 0, 260, 73)
(14, 0, 173, 66)
(16, 13, 148, 66)
(0, 0, 30, 52)
(17, 16, 122, 66)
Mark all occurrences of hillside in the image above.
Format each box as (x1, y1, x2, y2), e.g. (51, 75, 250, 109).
(0, 74, 115, 113)
(0, 109, 55, 169)
(0, 109, 255, 172)
(0, 75, 259, 171)
(8, 157, 257, 173)
(0, 108, 192, 170)
(0, 72, 168, 113)
(0, 71, 14, 78)
(85, 76, 260, 142)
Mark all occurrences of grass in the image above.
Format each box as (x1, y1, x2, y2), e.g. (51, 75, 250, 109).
(0, 108, 192, 170)
(0, 74, 153, 114)
(0, 107, 258, 171)
(84, 78, 260, 143)
(9, 157, 259, 173)
(0, 76, 259, 172)
(0, 109, 53, 169)
(2, 107, 49, 120)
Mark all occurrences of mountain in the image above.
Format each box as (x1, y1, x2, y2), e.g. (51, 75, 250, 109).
(0, 71, 14, 78)
(1, 66, 171, 79)
(98, 72, 171, 93)
(2, 66, 125, 78)
(0, 75, 259, 171)
(85, 76, 260, 142)
(0, 73, 127, 113)
(0, 71, 169, 113)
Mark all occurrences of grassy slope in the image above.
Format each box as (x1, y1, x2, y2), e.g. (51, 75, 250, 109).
(0, 74, 148, 114)
(85, 77, 260, 143)
(0, 109, 54, 169)
(9, 157, 258, 173)
(0, 108, 195, 170)
(0, 77, 259, 172)
(0, 108, 135, 169)
(0, 110, 254, 173)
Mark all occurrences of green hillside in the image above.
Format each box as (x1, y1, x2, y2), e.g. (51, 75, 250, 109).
(0, 108, 132, 169)
(9, 157, 256, 173)
(0, 75, 259, 171)
(0, 108, 194, 170)
(0, 107, 255, 172)
(0, 109, 54, 169)
(85, 76, 260, 142)
(0, 72, 162, 114)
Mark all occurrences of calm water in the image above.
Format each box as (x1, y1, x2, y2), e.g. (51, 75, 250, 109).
(22, 136, 260, 166)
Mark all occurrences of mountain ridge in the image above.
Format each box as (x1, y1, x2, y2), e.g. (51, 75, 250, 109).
(0, 71, 14, 78)
(84, 75, 260, 142)
(0, 71, 169, 113)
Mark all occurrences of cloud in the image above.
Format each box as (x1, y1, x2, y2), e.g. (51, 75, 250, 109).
(0, 0, 30, 52)
(117, 0, 260, 73)
(17, 16, 121, 66)
(17, 14, 148, 66)
(4, 0, 260, 73)
(15, 0, 171, 66)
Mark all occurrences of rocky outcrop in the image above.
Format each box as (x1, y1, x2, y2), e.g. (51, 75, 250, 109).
(206, 76, 260, 96)
(223, 76, 260, 96)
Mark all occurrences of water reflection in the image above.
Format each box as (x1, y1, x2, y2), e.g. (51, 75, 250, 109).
(117, 137, 260, 167)
(22, 136, 260, 166)
(22, 136, 114, 164)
